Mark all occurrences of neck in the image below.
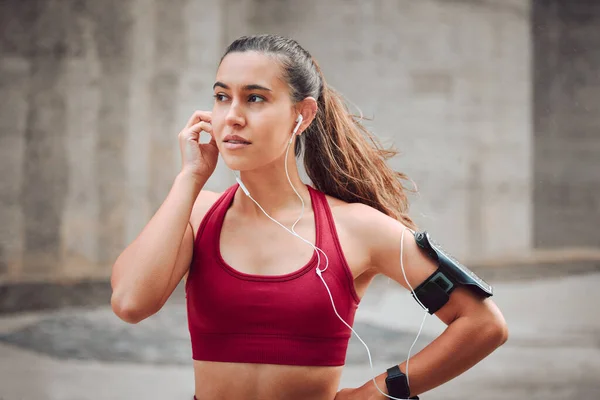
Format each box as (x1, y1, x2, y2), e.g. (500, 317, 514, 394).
(233, 161, 310, 220)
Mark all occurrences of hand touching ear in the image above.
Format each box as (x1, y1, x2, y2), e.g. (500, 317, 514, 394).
(178, 110, 219, 181)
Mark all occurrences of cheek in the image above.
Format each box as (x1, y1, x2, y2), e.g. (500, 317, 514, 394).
(256, 120, 291, 151)
(255, 108, 292, 136)
(210, 109, 227, 133)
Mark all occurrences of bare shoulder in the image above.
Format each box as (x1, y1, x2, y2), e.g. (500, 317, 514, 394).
(322, 193, 401, 242)
(320, 193, 396, 279)
(320, 193, 362, 225)
(322, 192, 420, 271)
(189, 189, 223, 231)
(330, 198, 439, 306)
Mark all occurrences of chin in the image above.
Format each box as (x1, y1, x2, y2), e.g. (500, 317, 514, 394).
(219, 141, 287, 171)
(223, 153, 284, 175)
(221, 153, 256, 172)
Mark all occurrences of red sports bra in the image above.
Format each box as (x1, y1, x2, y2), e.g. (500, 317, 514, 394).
(185, 183, 361, 366)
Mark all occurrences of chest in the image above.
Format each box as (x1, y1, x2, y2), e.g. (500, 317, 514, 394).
(219, 210, 316, 275)
(219, 208, 369, 280)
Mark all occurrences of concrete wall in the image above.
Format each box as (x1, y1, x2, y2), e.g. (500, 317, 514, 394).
(0, 0, 533, 283)
(533, 0, 600, 248)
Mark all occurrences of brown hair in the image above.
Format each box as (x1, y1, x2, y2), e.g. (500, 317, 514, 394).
(221, 34, 416, 229)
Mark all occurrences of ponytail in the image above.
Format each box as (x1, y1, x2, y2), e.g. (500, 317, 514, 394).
(301, 62, 416, 229)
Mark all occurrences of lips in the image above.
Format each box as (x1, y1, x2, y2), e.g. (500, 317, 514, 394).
(223, 134, 251, 144)
(223, 134, 251, 150)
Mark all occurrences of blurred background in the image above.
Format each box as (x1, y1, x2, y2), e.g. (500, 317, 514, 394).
(0, 0, 598, 399)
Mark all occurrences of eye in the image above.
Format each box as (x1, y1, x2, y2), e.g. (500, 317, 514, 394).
(248, 94, 265, 103)
(213, 93, 228, 102)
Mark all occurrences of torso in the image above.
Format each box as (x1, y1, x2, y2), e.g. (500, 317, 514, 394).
(188, 186, 378, 400)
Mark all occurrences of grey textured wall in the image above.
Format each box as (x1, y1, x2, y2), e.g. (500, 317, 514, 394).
(533, 0, 600, 248)
(0, 0, 226, 283)
(1, 0, 536, 283)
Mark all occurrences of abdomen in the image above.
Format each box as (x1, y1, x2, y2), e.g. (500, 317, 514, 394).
(193, 360, 342, 400)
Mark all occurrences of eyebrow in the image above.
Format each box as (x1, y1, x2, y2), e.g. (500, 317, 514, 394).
(213, 81, 272, 92)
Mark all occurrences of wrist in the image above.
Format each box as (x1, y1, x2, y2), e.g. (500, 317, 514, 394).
(176, 169, 207, 194)
(360, 373, 389, 400)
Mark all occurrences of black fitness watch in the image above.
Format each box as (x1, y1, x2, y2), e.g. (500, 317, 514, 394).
(385, 365, 419, 399)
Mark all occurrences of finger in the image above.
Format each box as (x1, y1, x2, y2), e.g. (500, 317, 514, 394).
(185, 110, 212, 129)
(188, 121, 213, 135)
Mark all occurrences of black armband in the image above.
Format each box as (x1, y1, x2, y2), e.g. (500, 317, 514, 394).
(411, 231, 493, 314)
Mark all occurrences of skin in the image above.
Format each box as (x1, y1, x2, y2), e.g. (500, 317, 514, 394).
(112, 50, 509, 400)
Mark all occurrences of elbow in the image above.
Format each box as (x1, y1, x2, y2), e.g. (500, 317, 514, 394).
(486, 315, 509, 348)
(111, 292, 156, 325)
(495, 319, 509, 346)
(110, 262, 158, 324)
(479, 299, 509, 347)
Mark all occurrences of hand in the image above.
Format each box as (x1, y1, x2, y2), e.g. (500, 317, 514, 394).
(178, 110, 219, 181)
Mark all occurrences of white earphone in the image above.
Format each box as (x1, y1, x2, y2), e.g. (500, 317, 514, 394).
(231, 113, 426, 400)
(289, 114, 304, 144)
(294, 114, 303, 133)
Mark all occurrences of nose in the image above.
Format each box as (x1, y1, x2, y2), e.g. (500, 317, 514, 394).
(225, 100, 245, 128)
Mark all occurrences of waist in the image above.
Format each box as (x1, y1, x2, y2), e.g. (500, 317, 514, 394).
(191, 332, 351, 366)
(193, 360, 342, 400)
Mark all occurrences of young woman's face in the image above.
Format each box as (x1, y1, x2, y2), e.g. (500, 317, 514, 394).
(212, 51, 298, 172)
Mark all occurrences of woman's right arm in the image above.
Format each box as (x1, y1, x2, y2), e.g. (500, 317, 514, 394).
(111, 110, 219, 324)
(111, 172, 205, 324)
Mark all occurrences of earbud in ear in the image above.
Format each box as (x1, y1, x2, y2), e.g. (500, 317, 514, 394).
(293, 114, 303, 135)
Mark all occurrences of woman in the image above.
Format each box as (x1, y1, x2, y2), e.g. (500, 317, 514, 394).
(111, 34, 508, 400)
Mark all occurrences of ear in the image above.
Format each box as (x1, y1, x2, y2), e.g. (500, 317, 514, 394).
(294, 97, 318, 136)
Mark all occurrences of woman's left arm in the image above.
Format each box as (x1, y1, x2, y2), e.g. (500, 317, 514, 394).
(337, 207, 509, 399)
